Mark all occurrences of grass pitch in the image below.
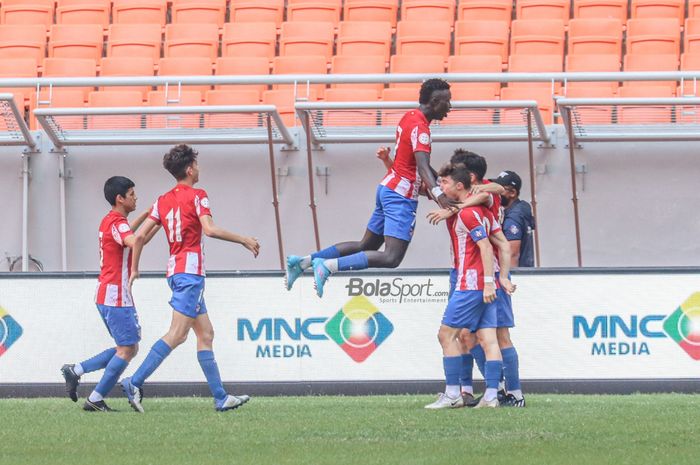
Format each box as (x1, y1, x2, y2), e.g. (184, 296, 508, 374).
(0, 394, 698, 465)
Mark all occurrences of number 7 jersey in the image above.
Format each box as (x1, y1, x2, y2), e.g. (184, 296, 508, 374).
(149, 184, 212, 277)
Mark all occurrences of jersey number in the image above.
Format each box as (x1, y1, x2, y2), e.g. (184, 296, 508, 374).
(165, 208, 183, 243)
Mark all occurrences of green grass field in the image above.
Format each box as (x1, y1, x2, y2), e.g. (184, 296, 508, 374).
(1, 395, 698, 465)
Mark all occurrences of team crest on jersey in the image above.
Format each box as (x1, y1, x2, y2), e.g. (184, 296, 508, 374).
(201, 197, 210, 208)
(418, 133, 430, 145)
(118, 223, 130, 233)
(509, 225, 520, 235)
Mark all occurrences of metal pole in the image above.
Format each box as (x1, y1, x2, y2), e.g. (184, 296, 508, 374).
(266, 114, 285, 270)
(58, 153, 67, 271)
(21, 154, 29, 272)
(526, 110, 541, 267)
(562, 107, 584, 267)
(304, 111, 321, 251)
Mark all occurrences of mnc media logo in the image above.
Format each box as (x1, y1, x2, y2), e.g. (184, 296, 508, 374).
(325, 295, 394, 363)
(0, 306, 23, 357)
(663, 292, 700, 360)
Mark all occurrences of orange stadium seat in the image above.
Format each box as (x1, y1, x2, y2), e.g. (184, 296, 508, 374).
(568, 18, 623, 58)
(324, 88, 379, 126)
(563, 86, 616, 125)
(330, 55, 386, 93)
(624, 53, 678, 93)
(287, 0, 342, 24)
(684, 19, 700, 55)
(205, 89, 261, 128)
(618, 85, 675, 124)
(566, 54, 621, 91)
(690, 0, 700, 18)
(389, 55, 446, 88)
(214, 56, 270, 98)
(626, 18, 680, 56)
(0, 24, 47, 66)
(107, 24, 162, 63)
(458, 0, 512, 23)
(0, 0, 55, 30)
(262, 88, 318, 126)
(87, 90, 143, 129)
(171, 0, 227, 28)
(630, 0, 685, 25)
(279, 21, 335, 62)
(573, 0, 628, 24)
(55, 0, 111, 28)
(272, 55, 327, 98)
(164, 23, 219, 63)
(99, 56, 155, 99)
(510, 19, 565, 56)
(501, 86, 555, 125)
(679, 54, 700, 95)
(517, 0, 571, 24)
(158, 57, 213, 98)
(43, 57, 97, 102)
(32, 88, 86, 130)
(230, 0, 285, 26)
(112, 0, 167, 26)
(146, 90, 202, 128)
(508, 54, 563, 91)
(343, 0, 398, 28)
(401, 0, 456, 24)
(49, 24, 104, 61)
(222, 22, 277, 62)
(336, 21, 392, 61)
(395, 21, 451, 58)
(0, 58, 38, 108)
(447, 54, 502, 97)
(380, 87, 419, 126)
(454, 20, 510, 64)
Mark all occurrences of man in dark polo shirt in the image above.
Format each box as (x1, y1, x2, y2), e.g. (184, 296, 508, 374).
(492, 171, 535, 268)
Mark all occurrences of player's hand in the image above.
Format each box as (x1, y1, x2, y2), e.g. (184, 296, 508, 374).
(376, 146, 391, 162)
(426, 208, 454, 225)
(499, 276, 517, 295)
(470, 184, 486, 195)
(242, 236, 260, 258)
(483, 283, 496, 303)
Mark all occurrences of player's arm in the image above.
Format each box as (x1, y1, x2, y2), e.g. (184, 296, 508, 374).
(127, 217, 159, 287)
(426, 207, 457, 225)
(471, 183, 505, 195)
(129, 209, 151, 232)
(489, 230, 516, 294)
(456, 192, 492, 210)
(475, 238, 496, 303)
(376, 145, 393, 171)
(415, 151, 450, 209)
(199, 215, 260, 258)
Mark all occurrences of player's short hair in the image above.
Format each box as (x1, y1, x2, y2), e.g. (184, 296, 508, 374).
(419, 78, 450, 105)
(438, 163, 472, 190)
(104, 176, 135, 206)
(452, 150, 487, 181)
(163, 144, 198, 180)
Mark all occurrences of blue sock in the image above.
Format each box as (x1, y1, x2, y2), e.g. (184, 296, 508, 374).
(197, 350, 227, 401)
(443, 356, 461, 387)
(337, 252, 369, 271)
(459, 353, 474, 388)
(131, 339, 172, 388)
(484, 360, 504, 390)
(311, 246, 340, 260)
(470, 345, 486, 378)
(80, 348, 117, 374)
(502, 346, 521, 391)
(94, 355, 128, 397)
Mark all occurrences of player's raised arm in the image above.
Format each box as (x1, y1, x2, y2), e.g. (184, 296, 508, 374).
(199, 215, 260, 258)
(129, 209, 151, 232)
(376, 145, 393, 171)
(416, 152, 451, 209)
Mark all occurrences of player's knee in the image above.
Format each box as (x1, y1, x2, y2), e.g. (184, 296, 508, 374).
(497, 329, 513, 348)
(199, 328, 214, 346)
(116, 344, 138, 361)
(384, 254, 402, 268)
(459, 330, 476, 349)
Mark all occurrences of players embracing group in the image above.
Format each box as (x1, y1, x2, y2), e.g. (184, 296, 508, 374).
(60, 78, 533, 413)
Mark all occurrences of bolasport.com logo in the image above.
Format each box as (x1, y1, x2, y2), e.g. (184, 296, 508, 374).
(345, 277, 449, 304)
(572, 292, 700, 360)
(237, 296, 393, 363)
(0, 306, 23, 358)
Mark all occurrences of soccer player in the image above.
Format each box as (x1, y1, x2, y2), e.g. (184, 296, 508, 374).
(424, 163, 503, 409)
(285, 78, 452, 297)
(120, 144, 260, 413)
(493, 171, 535, 268)
(61, 176, 148, 412)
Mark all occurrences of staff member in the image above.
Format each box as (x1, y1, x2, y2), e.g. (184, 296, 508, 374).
(492, 171, 535, 268)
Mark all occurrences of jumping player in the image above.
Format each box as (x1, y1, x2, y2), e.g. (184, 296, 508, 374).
(61, 176, 148, 412)
(120, 144, 260, 413)
(284, 79, 452, 297)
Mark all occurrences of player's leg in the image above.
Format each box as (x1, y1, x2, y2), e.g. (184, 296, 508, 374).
(474, 302, 503, 408)
(457, 329, 477, 402)
(424, 325, 464, 409)
(192, 312, 250, 412)
(498, 327, 525, 407)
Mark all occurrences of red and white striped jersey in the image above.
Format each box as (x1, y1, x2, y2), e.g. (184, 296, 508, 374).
(380, 109, 431, 200)
(95, 210, 134, 306)
(446, 205, 501, 291)
(149, 184, 212, 277)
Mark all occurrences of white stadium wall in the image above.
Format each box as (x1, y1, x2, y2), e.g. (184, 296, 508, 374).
(0, 125, 699, 272)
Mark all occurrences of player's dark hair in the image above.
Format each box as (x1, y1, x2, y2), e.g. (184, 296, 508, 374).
(419, 78, 450, 105)
(163, 144, 198, 180)
(104, 176, 135, 206)
(458, 152, 488, 181)
(438, 163, 472, 190)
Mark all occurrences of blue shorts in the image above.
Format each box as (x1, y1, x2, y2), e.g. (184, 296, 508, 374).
(495, 272, 515, 328)
(167, 273, 208, 319)
(97, 304, 141, 346)
(367, 185, 418, 242)
(442, 290, 497, 332)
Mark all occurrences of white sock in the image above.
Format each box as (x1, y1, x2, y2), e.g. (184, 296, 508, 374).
(73, 364, 85, 376)
(508, 389, 523, 400)
(461, 386, 474, 395)
(325, 258, 339, 272)
(445, 385, 460, 399)
(484, 388, 497, 402)
(300, 256, 312, 269)
(88, 391, 103, 403)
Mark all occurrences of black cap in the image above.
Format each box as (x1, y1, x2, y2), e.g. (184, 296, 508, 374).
(491, 170, 522, 192)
